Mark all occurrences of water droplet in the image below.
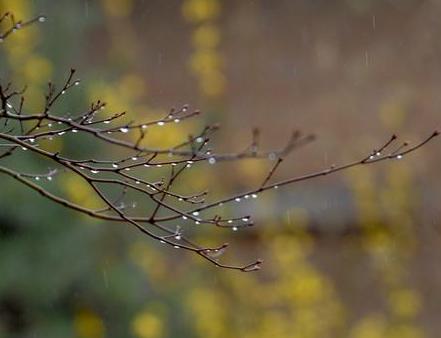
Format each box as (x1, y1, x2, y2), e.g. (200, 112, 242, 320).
(376, 152, 381, 156)
(174, 119, 180, 123)
(120, 127, 129, 133)
(192, 211, 200, 216)
(112, 164, 118, 168)
(251, 194, 258, 199)
(182, 216, 188, 220)
(175, 235, 181, 240)
(208, 157, 216, 165)
(21, 147, 27, 151)
(72, 129, 78, 133)
(396, 154, 403, 159)
(35, 177, 40, 181)
(91, 170, 99, 174)
(47, 176, 52, 181)
(235, 198, 241, 202)
(132, 157, 138, 161)
(38, 16, 47, 23)
(242, 217, 249, 222)
(196, 137, 204, 143)
(232, 226, 238, 231)
(174, 245, 179, 249)
(227, 220, 233, 224)
(157, 121, 165, 126)
(141, 124, 147, 129)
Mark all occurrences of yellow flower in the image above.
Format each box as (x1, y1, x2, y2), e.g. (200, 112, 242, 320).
(101, 0, 134, 18)
(132, 311, 164, 338)
(182, 0, 220, 23)
(192, 24, 220, 49)
(74, 309, 105, 338)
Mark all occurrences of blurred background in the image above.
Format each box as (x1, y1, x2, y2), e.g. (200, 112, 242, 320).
(1, 0, 441, 337)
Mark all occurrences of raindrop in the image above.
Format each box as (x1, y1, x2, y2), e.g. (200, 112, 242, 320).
(232, 226, 238, 231)
(174, 246, 180, 249)
(91, 170, 99, 174)
(196, 137, 204, 143)
(21, 147, 27, 151)
(120, 127, 129, 133)
(132, 157, 138, 161)
(112, 164, 118, 168)
(208, 157, 216, 165)
(72, 129, 78, 133)
(396, 154, 403, 159)
(251, 194, 258, 199)
(174, 119, 180, 123)
(157, 121, 165, 126)
(38, 16, 47, 23)
(235, 198, 241, 202)
(35, 177, 40, 181)
(47, 176, 52, 181)
(182, 216, 188, 220)
(242, 217, 249, 222)
(192, 211, 200, 216)
(175, 234, 181, 240)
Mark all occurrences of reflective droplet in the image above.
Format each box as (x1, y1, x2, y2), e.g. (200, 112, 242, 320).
(120, 127, 129, 133)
